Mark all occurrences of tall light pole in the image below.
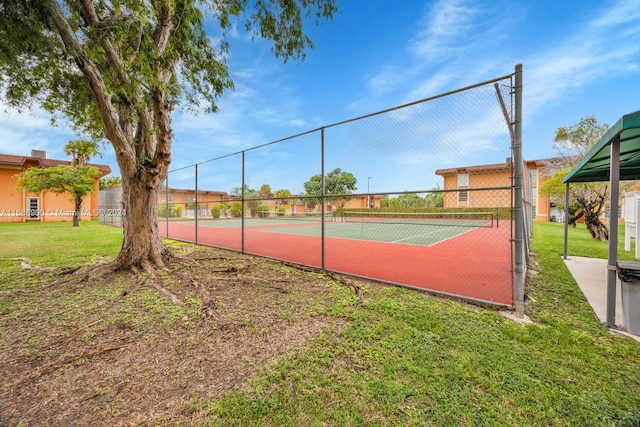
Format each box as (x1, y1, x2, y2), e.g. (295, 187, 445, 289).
(367, 176, 371, 208)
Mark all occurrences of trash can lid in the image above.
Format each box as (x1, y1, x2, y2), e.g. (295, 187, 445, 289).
(617, 261, 640, 271)
(617, 261, 640, 282)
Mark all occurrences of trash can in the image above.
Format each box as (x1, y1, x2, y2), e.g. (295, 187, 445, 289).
(616, 261, 640, 336)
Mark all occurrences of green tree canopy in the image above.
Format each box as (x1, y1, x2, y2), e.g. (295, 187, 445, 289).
(65, 140, 101, 166)
(230, 185, 255, 197)
(554, 116, 608, 159)
(0, 0, 337, 270)
(259, 184, 272, 198)
(274, 188, 292, 205)
(15, 138, 103, 227)
(540, 116, 612, 240)
(303, 168, 357, 209)
(15, 165, 101, 227)
(100, 176, 123, 190)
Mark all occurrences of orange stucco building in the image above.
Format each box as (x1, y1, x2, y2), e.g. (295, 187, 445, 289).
(0, 151, 111, 223)
(158, 187, 232, 207)
(435, 158, 559, 222)
(240, 194, 381, 215)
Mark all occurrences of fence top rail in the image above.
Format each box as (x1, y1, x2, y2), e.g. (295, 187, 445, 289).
(168, 71, 516, 174)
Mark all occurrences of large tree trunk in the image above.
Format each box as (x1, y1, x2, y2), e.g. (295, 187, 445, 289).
(114, 171, 171, 271)
(73, 195, 82, 227)
(584, 209, 609, 242)
(46, 0, 174, 271)
(577, 193, 608, 242)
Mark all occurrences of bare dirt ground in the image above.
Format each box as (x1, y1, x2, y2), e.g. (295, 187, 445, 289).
(0, 244, 360, 426)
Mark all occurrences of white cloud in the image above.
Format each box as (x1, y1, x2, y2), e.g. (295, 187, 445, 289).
(409, 0, 480, 62)
(591, 0, 640, 28)
(405, 71, 456, 101)
(365, 66, 400, 93)
(525, 0, 640, 116)
(355, 0, 509, 117)
(0, 102, 78, 158)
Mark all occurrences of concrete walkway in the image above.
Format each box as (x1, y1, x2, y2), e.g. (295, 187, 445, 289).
(562, 256, 639, 342)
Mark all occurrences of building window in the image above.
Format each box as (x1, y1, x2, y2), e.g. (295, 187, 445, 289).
(185, 194, 194, 203)
(457, 173, 469, 187)
(168, 194, 174, 202)
(457, 173, 469, 205)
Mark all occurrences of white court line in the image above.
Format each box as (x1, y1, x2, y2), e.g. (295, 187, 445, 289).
(249, 222, 482, 247)
(391, 228, 442, 243)
(391, 226, 479, 245)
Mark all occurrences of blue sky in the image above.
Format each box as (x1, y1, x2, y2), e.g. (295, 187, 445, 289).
(1, 0, 640, 195)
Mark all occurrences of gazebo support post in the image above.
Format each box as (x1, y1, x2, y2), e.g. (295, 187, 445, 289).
(563, 182, 570, 260)
(606, 137, 621, 327)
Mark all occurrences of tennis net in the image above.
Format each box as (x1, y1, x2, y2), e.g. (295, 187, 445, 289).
(256, 212, 337, 222)
(340, 211, 498, 228)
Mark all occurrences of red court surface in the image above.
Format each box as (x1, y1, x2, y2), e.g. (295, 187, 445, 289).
(160, 221, 514, 306)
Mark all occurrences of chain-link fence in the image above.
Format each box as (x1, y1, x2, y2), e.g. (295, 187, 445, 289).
(97, 186, 124, 227)
(101, 65, 527, 309)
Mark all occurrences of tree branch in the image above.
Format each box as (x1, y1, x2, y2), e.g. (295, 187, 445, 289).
(78, 0, 155, 161)
(153, 0, 173, 56)
(44, 0, 129, 154)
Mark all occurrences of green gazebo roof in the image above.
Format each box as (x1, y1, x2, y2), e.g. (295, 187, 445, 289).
(563, 110, 640, 183)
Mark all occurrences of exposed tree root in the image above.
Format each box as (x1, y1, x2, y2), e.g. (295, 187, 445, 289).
(279, 261, 363, 302)
(13, 257, 57, 272)
(194, 281, 217, 319)
(51, 319, 105, 347)
(2, 249, 362, 319)
(0, 259, 88, 297)
(147, 278, 182, 306)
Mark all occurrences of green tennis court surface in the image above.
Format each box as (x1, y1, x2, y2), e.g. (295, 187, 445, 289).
(253, 221, 477, 246)
(182, 215, 490, 246)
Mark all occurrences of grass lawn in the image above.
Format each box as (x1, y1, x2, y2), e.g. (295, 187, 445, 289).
(0, 220, 639, 426)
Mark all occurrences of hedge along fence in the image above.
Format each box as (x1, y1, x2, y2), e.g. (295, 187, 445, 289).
(158, 203, 183, 218)
(338, 207, 512, 221)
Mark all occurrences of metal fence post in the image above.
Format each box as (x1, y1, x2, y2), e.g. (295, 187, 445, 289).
(563, 183, 570, 259)
(165, 175, 169, 237)
(321, 127, 326, 270)
(195, 163, 198, 245)
(513, 63, 525, 318)
(241, 151, 246, 253)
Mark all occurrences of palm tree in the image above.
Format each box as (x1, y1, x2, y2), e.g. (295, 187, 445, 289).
(65, 139, 100, 167)
(64, 140, 101, 226)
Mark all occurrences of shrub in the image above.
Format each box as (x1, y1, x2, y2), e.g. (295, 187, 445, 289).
(229, 202, 242, 217)
(158, 203, 183, 218)
(276, 206, 286, 216)
(258, 204, 271, 217)
(211, 205, 221, 218)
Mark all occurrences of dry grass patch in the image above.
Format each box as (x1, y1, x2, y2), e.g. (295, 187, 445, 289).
(0, 244, 354, 426)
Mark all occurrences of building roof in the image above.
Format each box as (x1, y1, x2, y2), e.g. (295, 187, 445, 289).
(159, 186, 229, 195)
(435, 156, 565, 176)
(0, 153, 111, 175)
(563, 110, 640, 183)
(435, 161, 511, 176)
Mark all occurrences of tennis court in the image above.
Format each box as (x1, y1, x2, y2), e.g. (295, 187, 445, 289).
(160, 211, 513, 306)
(184, 211, 496, 245)
(126, 67, 524, 309)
